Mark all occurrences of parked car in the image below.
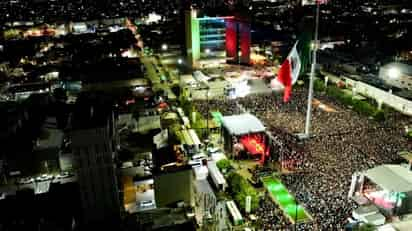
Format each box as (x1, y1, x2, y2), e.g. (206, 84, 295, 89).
(188, 159, 202, 167)
(36, 174, 54, 182)
(192, 153, 207, 161)
(18, 177, 34, 184)
(139, 200, 154, 208)
(207, 147, 221, 155)
(56, 171, 72, 179)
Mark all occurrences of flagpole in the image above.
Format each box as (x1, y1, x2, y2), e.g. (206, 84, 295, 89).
(304, 1, 320, 137)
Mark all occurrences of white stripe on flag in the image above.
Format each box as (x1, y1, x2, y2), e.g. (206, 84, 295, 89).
(288, 42, 301, 85)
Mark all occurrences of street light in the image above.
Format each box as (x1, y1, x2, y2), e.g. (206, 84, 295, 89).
(161, 44, 168, 51)
(205, 48, 211, 55)
(178, 58, 183, 65)
(310, 42, 316, 50)
(387, 67, 400, 79)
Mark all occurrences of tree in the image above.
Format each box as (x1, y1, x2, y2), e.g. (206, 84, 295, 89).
(407, 130, 412, 139)
(53, 87, 68, 102)
(226, 172, 259, 212)
(216, 159, 232, 172)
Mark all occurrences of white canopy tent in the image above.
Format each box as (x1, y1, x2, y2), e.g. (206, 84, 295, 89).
(221, 113, 266, 136)
(363, 164, 412, 193)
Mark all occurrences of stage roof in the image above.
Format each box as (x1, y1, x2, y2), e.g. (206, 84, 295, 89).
(222, 113, 265, 136)
(364, 164, 412, 193)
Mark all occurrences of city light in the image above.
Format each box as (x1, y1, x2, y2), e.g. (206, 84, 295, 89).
(387, 67, 400, 79)
(144, 13, 162, 24)
(2, 1, 411, 230)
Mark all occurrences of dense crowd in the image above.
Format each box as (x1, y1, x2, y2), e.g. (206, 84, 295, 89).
(255, 195, 293, 230)
(260, 90, 410, 230)
(193, 98, 242, 118)
(267, 126, 307, 171)
(193, 87, 412, 230)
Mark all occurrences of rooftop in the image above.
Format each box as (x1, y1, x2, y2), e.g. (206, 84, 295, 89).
(35, 128, 64, 150)
(222, 113, 266, 136)
(71, 92, 114, 130)
(364, 164, 412, 193)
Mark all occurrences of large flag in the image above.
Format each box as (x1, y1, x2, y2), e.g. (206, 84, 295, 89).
(272, 42, 302, 102)
(296, 20, 312, 75)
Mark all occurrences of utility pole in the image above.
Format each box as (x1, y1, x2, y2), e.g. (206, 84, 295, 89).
(304, 2, 321, 138)
(206, 86, 209, 139)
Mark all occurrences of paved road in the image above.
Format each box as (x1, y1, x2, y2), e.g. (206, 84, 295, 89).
(215, 200, 229, 231)
(190, 82, 227, 100)
(247, 79, 272, 95)
(190, 78, 272, 100)
(141, 56, 176, 100)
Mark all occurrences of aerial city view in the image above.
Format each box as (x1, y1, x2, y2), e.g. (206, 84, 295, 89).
(1, 0, 412, 230)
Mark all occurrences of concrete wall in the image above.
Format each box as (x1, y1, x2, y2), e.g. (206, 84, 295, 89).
(58, 152, 77, 171)
(348, 79, 412, 116)
(322, 71, 412, 116)
(154, 169, 193, 207)
(71, 123, 121, 223)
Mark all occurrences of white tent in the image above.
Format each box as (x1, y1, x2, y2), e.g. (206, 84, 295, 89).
(364, 164, 412, 193)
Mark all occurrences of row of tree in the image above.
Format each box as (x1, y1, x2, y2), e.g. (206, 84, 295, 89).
(216, 159, 260, 213)
(314, 79, 386, 121)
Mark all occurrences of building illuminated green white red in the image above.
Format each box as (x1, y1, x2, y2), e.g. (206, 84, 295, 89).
(185, 9, 251, 67)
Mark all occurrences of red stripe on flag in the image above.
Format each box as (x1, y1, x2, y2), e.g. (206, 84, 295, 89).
(283, 86, 292, 102)
(277, 59, 292, 102)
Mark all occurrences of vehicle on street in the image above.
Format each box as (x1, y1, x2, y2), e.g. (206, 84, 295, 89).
(192, 153, 207, 161)
(56, 171, 72, 179)
(18, 177, 34, 184)
(139, 200, 154, 208)
(36, 174, 54, 182)
(207, 147, 221, 155)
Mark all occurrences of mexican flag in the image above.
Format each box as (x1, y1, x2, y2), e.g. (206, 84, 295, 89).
(271, 42, 302, 102)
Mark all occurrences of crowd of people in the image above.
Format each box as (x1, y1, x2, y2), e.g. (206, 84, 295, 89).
(259, 89, 410, 230)
(268, 126, 307, 171)
(255, 195, 293, 230)
(193, 98, 242, 118)
(193, 87, 412, 230)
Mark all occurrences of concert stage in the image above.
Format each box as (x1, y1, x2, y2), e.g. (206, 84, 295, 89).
(239, 133, 269, 164)
(221, 113, 269, 163)
(349, 165, 412, 217)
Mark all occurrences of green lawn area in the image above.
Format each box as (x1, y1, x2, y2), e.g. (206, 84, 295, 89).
(261, 176, 311, 223)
